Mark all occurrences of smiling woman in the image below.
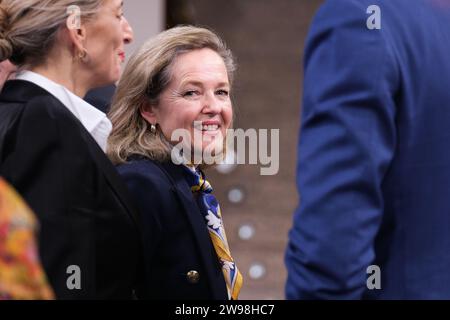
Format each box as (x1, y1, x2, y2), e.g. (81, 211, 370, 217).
(107, 26, 243, 300)
(0, 0, 141, 299)
(108, 26, 236, 166)
(140, 47, 233, 163)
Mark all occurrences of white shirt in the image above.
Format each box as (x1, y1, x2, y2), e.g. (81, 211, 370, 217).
(15, 71, 112, 152)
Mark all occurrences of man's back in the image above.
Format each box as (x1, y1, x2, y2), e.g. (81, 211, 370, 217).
(286, 0, 450, 299)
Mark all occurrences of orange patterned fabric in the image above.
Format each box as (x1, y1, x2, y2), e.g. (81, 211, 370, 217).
(0, 178, 54, 300)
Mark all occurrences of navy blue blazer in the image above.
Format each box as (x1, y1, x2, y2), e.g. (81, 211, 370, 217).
(285, 0, 450, 299)
(117, 157, 228, 300)
(84, 85, 116, 114)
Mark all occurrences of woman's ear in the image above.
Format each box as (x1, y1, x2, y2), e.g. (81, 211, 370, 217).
(140, 102, 158, 125)
(65, 14, 87, 57)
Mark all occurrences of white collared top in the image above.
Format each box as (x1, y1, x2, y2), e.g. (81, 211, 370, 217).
(15, 70, 112, 152)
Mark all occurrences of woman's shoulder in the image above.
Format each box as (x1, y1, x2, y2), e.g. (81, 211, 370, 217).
(0, 88, 73, 127)
(0, 83, 67, 150)
(116, 155, 162, 173)
(1, 80, 74, 122)
(116, 157, 179, 206)
(116, 157, 173, 187)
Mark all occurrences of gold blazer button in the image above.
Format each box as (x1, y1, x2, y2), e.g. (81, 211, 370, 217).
(187, 270, 200, 284)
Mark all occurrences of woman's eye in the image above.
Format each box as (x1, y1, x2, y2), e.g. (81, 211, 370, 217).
(183, 90, 199, 97)
(216, 90, 229, 96)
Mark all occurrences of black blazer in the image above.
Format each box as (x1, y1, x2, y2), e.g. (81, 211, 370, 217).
(0, 80, 141, 299)
(117, 157, 228, 300)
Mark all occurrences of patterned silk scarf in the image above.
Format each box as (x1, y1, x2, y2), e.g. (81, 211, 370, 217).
(182, 166, 243, 300)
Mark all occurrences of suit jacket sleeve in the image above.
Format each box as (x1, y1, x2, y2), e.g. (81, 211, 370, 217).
(116, 164, 164, 298)
(118, 167, 163, 255)
(285, 0, 399, 299)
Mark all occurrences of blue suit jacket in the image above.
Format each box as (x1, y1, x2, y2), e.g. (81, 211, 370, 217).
(285, 0, 450, 299)
(117, 157, 228, 300)
(84, 85, 116, 114)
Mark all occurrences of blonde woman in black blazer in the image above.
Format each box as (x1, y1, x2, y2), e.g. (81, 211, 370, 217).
(0, 0, 141, 299)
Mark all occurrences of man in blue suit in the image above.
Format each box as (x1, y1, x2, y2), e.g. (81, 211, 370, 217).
(285, 0, 450, 299)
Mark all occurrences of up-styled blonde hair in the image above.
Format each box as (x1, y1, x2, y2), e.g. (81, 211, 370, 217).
(0, 0, 103, 66)
(107, 25, 236, 165)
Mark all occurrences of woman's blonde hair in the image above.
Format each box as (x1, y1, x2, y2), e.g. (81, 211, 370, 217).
(0, 0, 103, 66)
(107, 25, 236, 165)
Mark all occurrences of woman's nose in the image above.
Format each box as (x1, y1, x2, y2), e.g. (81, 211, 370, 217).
(122, 17, 134, 45)
(202, 93, 222, 114)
